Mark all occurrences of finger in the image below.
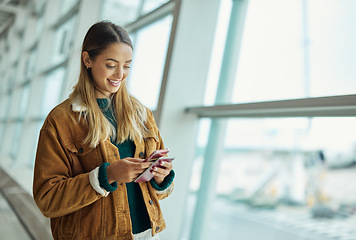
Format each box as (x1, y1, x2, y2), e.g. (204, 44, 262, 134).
(125, 158, 144, 163)
(125, 159, 151, 169)
(152, 166, 170, 176)
(158, 161, 173, 170)
(151, 169, 165, 178)
(138, 162, 153, 169)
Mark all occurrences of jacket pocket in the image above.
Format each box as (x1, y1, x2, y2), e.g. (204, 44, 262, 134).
(66, 141, 101, 173)
(143, 133, 160, 158)
(59, 209, 81, 238)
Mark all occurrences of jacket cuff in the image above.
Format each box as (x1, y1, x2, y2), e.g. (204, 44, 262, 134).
(98, 162, 118, 192)
(89, 167, 109, 197)
(150, 169, 175, 192)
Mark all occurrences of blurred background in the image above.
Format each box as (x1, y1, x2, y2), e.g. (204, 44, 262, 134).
(0, 0, 356, 239)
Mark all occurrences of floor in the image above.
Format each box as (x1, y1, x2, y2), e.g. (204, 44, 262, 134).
(0, 191, 31, 240)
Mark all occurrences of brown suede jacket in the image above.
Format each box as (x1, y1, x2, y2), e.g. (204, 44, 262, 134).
(33, 97, 173, 240)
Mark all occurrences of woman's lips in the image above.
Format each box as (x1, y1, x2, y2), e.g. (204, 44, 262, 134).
(107, 78, 121, 86)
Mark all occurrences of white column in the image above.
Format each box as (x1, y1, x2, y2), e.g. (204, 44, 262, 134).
(157, 0, 222, 239)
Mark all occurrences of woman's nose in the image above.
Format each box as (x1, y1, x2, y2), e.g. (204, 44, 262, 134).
(114, 67, 124, 79)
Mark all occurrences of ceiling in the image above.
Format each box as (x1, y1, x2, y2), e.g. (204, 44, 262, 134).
(0, 0, 27, 36)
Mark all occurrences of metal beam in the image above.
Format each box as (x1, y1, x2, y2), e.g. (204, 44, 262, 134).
(189, 0, 249, 239)
(0, 15, 14, 35)
(124, 1, 175, 33)
(186, 94, 356, 118)
(154, 0, 181, 127)
(0, 4, 20, 14)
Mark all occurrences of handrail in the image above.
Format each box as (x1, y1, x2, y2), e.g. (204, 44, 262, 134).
(0, 167, 52, 240)
(185, 94, 356, 118)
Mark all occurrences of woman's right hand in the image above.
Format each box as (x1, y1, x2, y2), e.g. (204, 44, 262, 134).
(106, 158, 152, 183)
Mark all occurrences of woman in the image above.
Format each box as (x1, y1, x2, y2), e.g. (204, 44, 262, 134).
(33, 21, 174, 240)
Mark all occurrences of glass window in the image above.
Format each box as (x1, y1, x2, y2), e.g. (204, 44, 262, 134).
(41, 67, 66, 116)
(60, 0, 79, 16)
(19, 83, 31, 118)
(101, 0, 141, 26)
(204, 0, 232, 106)
(35, 14, 44, 36)
(195, 117, 356, 240)
(128, 15, 173, 110)
(0, 38, 4, 66)
(0, 94, 8, 148)
(52, 15, 77, 64)
(0, 122, 16, 161)
(142, 0, 170, 15)
(17, 121, 43, 170)
(8, 88, 22, 120)
(0, 95, 10, 121)
(0, 123, 4, 151)
(227, 0, 356, 104)
(7, 65, 17, 92)
(25, 47, 38, 80)
(307, 0, 356, 97)
(10, 122, 24, 160)
(0, 95, 9, 149)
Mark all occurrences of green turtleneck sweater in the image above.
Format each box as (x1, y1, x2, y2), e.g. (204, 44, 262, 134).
(96, 98, 174, 234)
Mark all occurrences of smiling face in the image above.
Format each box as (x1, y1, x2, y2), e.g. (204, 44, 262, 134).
(82, 42, 133, 98)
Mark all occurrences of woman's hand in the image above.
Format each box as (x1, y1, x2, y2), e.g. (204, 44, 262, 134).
(106, 158, 152, 183)
(151, 160, 173, 185)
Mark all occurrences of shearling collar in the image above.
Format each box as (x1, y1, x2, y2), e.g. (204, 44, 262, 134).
(71, 95, 87, 112)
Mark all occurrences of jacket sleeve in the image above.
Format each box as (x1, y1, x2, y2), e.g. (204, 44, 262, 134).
(33, 127, 101, 218)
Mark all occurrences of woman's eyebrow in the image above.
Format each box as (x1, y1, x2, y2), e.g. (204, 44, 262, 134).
(106, 58, 132, 63)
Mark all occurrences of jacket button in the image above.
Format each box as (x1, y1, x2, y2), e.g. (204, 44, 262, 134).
(139, 152, 144, 158)
(156, 226, 160, 232)
(149, 200, 153, 205)
(78, 148, 83, 154)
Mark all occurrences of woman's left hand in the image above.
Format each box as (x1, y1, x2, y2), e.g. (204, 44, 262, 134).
(151, 160, 173, 185)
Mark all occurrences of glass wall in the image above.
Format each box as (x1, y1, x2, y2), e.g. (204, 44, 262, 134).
(203, 0, 356, 105)
(187, 116, 356, 240)
(129, 15, 173, 110)
(0, 0, 175, 194)
(233, 0, 356, 103)
(186, 0, 356, 240)
(101, 0, 142, 26)
(101, 0, 174, 111)
(0, 0, 80, 192)
(142, 0, 170, 15)
(41, 67, 66, 116)
(52, 15, 77, 64)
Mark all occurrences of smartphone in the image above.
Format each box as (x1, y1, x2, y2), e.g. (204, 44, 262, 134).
(144, 148, 169, 162)
(134, 157, 174, 183)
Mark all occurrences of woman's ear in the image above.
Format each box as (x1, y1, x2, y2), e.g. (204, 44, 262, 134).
(82, 51, 91, 69)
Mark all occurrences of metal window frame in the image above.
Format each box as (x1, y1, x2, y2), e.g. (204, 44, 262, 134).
(124, 1, 175, 33)
(124, 0, 179, 126)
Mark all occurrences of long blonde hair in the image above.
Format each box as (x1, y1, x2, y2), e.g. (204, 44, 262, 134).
(70, 21, 148, 148)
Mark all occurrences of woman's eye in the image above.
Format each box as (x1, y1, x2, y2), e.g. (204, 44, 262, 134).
(124, 66, 131, 69)
(106, 65, 115, 69)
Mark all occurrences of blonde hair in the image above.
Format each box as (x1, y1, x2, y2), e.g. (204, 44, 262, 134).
(69, 21, 149, 148)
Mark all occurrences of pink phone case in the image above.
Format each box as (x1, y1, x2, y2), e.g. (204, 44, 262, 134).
(134, 157, 174, 183)
(144, 149, 169, 162)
